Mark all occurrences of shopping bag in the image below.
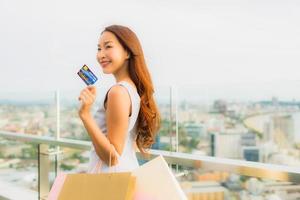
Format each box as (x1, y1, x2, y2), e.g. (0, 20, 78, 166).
(48, 171, 136, 200)
(47, 172, 67, 200)
(48, 145, 136, 200)
(132, 155, 187, 200)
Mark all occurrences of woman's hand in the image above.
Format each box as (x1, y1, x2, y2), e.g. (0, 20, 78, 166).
(78, 85, 97, 118)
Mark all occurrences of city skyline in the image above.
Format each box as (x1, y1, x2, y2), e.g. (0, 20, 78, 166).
(1, 80, 300, 103)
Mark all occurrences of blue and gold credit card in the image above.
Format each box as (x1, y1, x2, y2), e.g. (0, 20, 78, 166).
(77, 64, 98, 85)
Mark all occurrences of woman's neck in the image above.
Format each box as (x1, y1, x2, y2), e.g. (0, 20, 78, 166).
(113, 62, 131, 83)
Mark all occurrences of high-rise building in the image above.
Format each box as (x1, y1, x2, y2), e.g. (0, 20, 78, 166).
(210, 132, 241, 159)
(240, 132, 257, 146)
(273, 115, 294, 144)
(181, 181, 227, 200)
(263, 121, 274, 142)
(184, 122, 207, 138)
(242, 146, 261, 162)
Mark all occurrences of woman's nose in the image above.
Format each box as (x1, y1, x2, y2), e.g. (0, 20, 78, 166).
(97, 51, 105, 62)
(99, 49, 106, 59)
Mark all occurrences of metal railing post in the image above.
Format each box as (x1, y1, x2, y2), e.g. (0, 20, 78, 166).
(169, 86, 173, 152)
(55, 90, 61, 177)
(38, 144, 50, 200)
(175, 86, 179, 172)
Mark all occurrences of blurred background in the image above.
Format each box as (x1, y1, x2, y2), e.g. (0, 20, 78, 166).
(1, 0, 300, 199)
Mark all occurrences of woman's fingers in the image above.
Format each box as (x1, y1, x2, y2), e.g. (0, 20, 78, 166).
(87, 85, 97, 95)
(78, 86, 96, 104)
(83, 90, 94, 101)
(79, 89, 95, 104)
(78, 94, 85, 102)
(84, 87, 96, 97)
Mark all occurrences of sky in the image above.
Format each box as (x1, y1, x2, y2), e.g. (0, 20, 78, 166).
(0, 0, 300, 101)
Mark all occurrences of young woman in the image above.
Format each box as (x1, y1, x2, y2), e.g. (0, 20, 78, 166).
(78, 25, 161, 172)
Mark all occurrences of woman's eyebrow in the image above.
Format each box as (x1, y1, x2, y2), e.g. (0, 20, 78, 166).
(97, 41, 113, 46)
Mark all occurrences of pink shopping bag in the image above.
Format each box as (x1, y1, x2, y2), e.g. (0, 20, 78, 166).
(47, 173, 67, 200)
(132, 155, 187, 200)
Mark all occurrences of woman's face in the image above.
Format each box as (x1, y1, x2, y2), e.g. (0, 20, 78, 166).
(96, 31, 130, 74)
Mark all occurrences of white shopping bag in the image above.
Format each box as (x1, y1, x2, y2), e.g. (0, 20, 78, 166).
(133, 155, 187, 200)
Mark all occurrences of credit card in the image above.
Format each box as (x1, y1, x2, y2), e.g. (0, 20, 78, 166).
(77, 64, 98, 85)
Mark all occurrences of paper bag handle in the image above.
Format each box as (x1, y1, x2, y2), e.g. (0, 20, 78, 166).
(90, 143, 118, 174)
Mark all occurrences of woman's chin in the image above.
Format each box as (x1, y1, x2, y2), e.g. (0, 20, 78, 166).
(102, 68, 112, 74)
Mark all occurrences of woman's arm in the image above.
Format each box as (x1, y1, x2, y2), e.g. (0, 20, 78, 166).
(79, 85, 131, 166)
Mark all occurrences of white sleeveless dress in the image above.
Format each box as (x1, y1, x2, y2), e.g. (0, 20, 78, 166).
(88, 81, 141, 173)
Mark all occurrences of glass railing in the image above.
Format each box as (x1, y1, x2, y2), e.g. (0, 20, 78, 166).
(1, 81, 300, 199)
(1, 130, 300, 199)
(155, 82, 300, 168)
(0, 91, 57, 137)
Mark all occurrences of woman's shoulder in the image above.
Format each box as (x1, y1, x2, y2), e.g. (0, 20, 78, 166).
(117, 80, 140, 99)
(103, 80, 140, 110)
(107, 84, 131, 103)
(117, 80, 137, 92)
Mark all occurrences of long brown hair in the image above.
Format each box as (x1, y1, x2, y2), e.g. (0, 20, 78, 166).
(102, 25, 161, 154)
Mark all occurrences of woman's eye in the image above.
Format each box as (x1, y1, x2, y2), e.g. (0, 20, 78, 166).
(97, 46, 112, 51)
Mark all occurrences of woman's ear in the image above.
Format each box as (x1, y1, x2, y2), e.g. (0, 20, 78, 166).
(126, 51, 131, 59)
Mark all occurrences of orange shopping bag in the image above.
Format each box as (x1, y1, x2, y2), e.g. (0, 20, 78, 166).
(48, 146, 136, 200)
(48, 171, 135, 200)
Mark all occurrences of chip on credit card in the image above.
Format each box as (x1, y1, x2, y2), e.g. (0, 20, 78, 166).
(77, 64, 98, 85)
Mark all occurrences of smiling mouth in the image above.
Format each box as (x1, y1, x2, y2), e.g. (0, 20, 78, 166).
(101, 61, 111, 68)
